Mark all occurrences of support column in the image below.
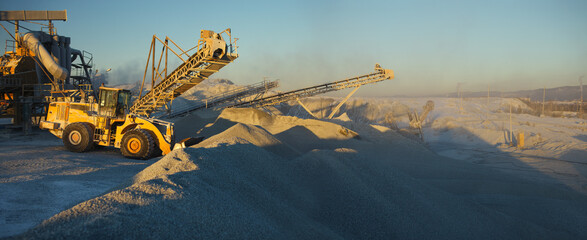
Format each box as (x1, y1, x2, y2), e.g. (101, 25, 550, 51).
(296, 98, 319, 119)
(327, 86, 360, 119)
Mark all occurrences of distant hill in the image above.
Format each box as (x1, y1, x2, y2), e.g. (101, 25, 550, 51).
(435, 85, 584, 101)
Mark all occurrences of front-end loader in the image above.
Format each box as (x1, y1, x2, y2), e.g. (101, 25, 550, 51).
(41, 87, 175, 159)
(39, 28, 239, 159)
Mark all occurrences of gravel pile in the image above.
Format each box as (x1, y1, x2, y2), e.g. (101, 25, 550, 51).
(12, 108, 587, 239)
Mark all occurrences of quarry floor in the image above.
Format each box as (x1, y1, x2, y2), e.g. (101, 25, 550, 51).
(0, 96, 586, 239)
(0, 131, 152, 237)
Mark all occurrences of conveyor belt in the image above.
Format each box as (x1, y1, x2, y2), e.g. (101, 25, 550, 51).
(229, 64, 393, 109)
(164, 79, 278, 119)
(130, 29, 238, 117)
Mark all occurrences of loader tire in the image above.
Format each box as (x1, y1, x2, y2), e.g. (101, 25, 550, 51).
(121, 129, 156, 160)
(63, 122, 94, 153)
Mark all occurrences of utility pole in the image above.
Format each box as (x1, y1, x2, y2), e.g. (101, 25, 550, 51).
(580, 76, 584, 119)
(487, 84, 490, 105)
(456, 83, 460, 111)
(486, 84, 490, 120)
(460, 85, 463, 112)
(542, 86, 546, 117)
(509, 103, 513, 146)
(456, 82, 463, 113)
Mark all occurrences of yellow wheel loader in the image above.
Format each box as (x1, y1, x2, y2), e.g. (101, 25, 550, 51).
(40, 87, 178, 159)
(39, 28, 239, 159)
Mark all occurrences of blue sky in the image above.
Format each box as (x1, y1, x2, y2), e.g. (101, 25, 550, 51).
(2, 0, 586, 96)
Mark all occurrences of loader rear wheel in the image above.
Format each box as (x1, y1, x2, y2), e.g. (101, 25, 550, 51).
(63, 122, 94, 153)
(121, 129, 156, 160)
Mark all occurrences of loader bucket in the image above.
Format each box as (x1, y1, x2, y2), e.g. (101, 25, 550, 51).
(173, 136, 205, 150)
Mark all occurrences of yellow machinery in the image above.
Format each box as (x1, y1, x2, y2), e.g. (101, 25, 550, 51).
(41, 87, 174, 158)
(1, 10, 95, 127)
(39, 28, 239, 159)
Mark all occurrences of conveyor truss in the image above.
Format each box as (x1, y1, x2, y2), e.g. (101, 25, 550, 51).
(228, 64, 394, 119)
(162, 79, 279, 119)
(130, 28, 238, 117)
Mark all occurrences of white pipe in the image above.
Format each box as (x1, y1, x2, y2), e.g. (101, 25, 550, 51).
(22, 32, 69, 81)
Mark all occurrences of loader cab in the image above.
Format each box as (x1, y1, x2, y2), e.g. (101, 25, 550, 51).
(98, 87, 132, 118)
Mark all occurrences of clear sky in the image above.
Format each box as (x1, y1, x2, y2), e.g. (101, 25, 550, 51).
(2, 0, 587, 97)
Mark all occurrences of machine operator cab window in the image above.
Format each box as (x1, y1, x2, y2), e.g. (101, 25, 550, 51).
(98, 87, 132, 118)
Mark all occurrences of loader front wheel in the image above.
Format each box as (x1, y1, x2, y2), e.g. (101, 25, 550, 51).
(63, 122, 94, 153)
(121, 129, 156, 160)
